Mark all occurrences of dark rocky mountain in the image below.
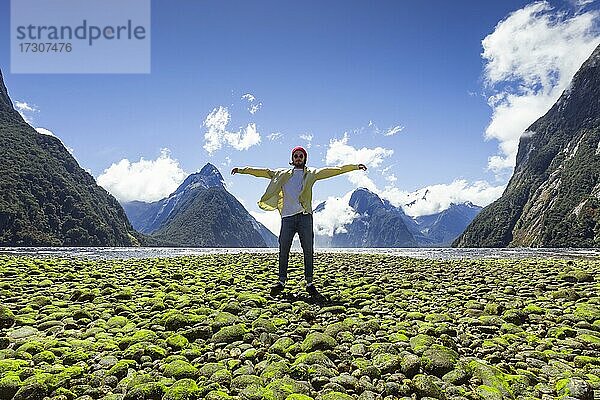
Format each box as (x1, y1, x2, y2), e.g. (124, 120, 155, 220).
(0, 69, 142, 246)
(314, 188, 480, 247)
(455, 44, 600, 247)
(122, 164, 278, 247)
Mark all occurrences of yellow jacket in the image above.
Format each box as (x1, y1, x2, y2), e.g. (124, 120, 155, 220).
(237, 164, 360, 215)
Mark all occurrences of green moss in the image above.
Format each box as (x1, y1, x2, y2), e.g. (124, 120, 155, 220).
(412, 374, 443, 398)
(409, 333, 434, 354)
(0, 373, 22, 400)
(163, 360, 198, 379)
(62, 348, 90, 365)
(108, 359, 137, 379)
(166, 334, 189, 350)
(32, 350, 56, 364)
(161, 309, 203, 331)
(162, 378, 200, 400)
(577, 333, 600, 348)
(388, 332, 409, 342)
(548, 326, 578, 339)
(123, 382, 166, 400)
(107, 315, 128, 328)
(271, 337, 295, 355)
(372, 352, 401, 374)
(319, 392, 353, 400)
(574, 355, 600, 367)
(119, 329, 158, 350)
(211, 324, 247, 343)
(300, 332, 337, 352)
(522, 304, 545, 315)
(574, 303, 600, 322)
(252, 318, 276, 333)
(231, 374, 263, 391)
(421, 344, 459, 376)
(293, 351, 334, 368)
(285, 395, 313, 400)
(475, 384, 504, 400)
(16, 340, 44, 355)
(205, 390, 234, 399)
(468, 360, 529, 398)
(198, 362, 226, 378)
(211, 311, 241, 330)
(0, 305, 16, 328)
(261, 361, 290, 380)
(237, 292, 267, 306)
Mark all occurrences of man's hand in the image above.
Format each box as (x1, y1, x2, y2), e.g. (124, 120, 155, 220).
(231, 167, 239, 175)
(358, 164, 367, 171)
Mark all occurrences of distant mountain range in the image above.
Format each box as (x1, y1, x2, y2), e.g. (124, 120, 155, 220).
(122, 164, 278, 247)
(314, 188, 482, 247)
(0, 69, 142, 246)
(455, 43, 600, 247)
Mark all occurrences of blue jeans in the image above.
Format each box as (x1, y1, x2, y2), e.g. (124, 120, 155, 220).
(278, 212, 314, 285)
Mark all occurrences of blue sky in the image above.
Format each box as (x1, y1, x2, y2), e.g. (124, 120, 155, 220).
(1, 0, 599, 234)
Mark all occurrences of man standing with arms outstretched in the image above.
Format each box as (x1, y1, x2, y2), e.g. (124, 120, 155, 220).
(232, 146, 367, 300)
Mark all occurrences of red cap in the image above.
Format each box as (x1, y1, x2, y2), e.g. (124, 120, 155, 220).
(291, 146, 307, 160)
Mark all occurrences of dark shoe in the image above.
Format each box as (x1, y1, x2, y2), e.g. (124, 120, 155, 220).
(270, 282, 285, 297)
(307, 284, 326, 301)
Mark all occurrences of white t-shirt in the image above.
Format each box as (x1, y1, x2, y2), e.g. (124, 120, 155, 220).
(281, 168, 305, 217)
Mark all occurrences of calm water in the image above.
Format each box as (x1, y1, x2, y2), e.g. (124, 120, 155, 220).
(0, 247, 599, 260)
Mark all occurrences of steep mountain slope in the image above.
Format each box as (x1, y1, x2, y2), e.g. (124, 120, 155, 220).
(455, 44, 600, 247)
(0, 69, 141, 246)
(122, 164, 278, 247)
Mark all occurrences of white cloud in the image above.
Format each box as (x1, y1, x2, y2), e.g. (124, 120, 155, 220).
(384, 125, 404, 136)
(97, 148, 187, 203)
(380, 179, 506, 217)
(325, 133, 393, 167)
(313, 191, 358, 236)
(15, 101, 38, 123)
(241, 93, 262, 114)
(241, 93, 255, 102)
(299, 132, 313, 148)
(482, 1, 600, 172)
(267, 132, 283, 141)
(202, 106, 261, 154)
(35, 127, 55, 137)
(250, 210, 281, 236)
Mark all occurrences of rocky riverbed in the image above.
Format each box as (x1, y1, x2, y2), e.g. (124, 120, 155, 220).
(0, 253, 599, 400)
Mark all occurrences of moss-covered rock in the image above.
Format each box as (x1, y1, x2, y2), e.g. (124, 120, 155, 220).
(409, 334, 434, 354)
(372, 353, 401, 374)
(211, 324, 247, 343)
(0, 305, 15, 328)
(301, 332, 337, 352)
(252, 318, 277, 333)
(467, 360, 529, 398)
(108, 359, 137, 380)
(163, 360, 198, 380)
(421, 344, 459, 377)
(411, 374, 443, 398)
(166, 334, 189, 350)
(162, 378, 200, 400)
(0, 373, 22, 400)
(574, 303, 600, 322)
(555, 377, 593, 399)
(123, 382, 166, 400)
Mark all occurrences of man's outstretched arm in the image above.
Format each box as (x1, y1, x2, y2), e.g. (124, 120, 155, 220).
(231, 167, 274, 179)
(315, 163, 367, 180)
